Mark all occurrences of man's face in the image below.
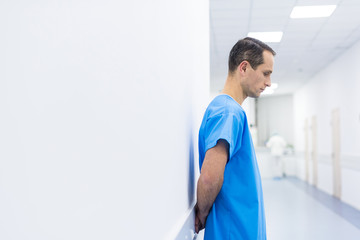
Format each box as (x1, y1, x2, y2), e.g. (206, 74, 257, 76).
(241, 50, 274, 98)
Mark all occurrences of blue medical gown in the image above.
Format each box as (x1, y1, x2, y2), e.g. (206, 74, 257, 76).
(198, 95, 266, 240)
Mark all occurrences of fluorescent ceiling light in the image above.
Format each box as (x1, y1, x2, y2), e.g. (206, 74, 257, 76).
(271, 83, 278, 89)
(247, 32, 283, 43)
(290, 5, 337, 18)
(262, 83, 278, 95)
(262, 88, 274, 95)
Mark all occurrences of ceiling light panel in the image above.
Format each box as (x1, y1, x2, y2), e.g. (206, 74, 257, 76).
(290, 5, 337, 18)
(247, 32, 283, 43)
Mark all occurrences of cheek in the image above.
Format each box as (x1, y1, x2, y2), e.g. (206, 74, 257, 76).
(254, 75, 263, 85)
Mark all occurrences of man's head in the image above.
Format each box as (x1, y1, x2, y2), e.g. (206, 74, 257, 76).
(228, 37, 276, 98)
(228, 37, 276, 73)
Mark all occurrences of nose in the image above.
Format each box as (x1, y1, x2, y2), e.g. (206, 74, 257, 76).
(265, 78, 271, 87)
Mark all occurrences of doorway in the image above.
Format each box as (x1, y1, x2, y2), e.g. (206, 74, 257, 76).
(331, 108, 341, 199)
(311, 116, 318, 187)
(305, 119, 309, 183)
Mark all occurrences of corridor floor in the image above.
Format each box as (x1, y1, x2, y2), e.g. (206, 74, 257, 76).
(195, 177, 360, 240)
(263, 177, 360, 240)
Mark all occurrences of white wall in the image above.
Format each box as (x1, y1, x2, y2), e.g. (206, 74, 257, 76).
(257, 94, 294, 147)
(293, 39, 360, 210)
(0, 1, 209, 239)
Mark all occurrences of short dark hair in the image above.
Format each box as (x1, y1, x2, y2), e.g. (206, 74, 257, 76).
(228, 37, 276, 74)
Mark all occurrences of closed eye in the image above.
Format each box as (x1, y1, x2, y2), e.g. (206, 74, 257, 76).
(263, 71, 272, 76)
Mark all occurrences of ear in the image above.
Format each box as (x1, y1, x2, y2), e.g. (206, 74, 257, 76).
(238, 61, 248, 73)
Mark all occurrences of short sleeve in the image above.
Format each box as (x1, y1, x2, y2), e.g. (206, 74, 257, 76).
(204, 113, 243, 160)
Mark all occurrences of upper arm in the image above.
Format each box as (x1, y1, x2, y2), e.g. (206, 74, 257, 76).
(200, 139, 229, 184)
(204, 112, 243, 161)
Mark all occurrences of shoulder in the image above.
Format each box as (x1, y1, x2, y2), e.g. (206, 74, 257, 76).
(206, 95, 245, 120)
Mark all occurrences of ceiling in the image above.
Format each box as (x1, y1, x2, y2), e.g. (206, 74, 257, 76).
(210, 0, 360, 96)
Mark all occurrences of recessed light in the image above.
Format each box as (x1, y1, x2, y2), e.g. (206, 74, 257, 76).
(290, 5, 337, 18)
(262, 88, 275, 95)
(262, 83, 278, 95)
(247, 32, 283, 43)
(271, 83, 278, 89)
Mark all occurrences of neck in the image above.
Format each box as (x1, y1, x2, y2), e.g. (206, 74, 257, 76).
(221, 74, 247, 105)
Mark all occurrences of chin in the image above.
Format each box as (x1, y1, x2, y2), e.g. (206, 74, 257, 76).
(255, 91, 261, 97)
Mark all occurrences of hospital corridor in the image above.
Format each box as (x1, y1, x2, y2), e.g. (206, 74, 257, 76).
(1, 0, 360, 239)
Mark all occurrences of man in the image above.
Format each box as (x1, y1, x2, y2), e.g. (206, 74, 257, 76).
(195, 37, 275, 239)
